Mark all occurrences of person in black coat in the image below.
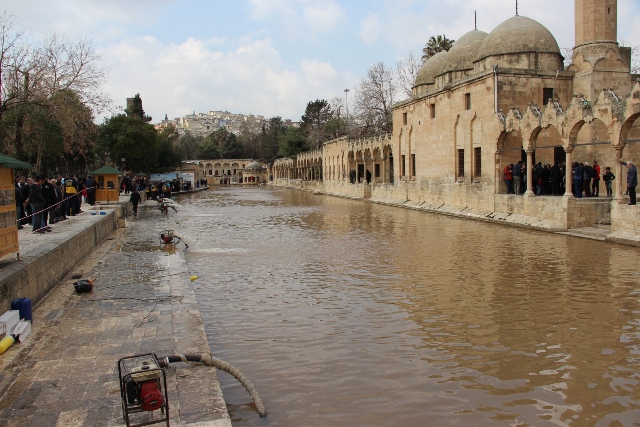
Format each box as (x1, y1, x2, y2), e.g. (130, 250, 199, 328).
(41, 176, 56, 227)
(130, 190, 141, 216)
(14, 179, 23, 229)
(85, 175, 97, 205)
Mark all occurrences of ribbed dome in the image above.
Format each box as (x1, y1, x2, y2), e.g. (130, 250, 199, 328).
(475, 16, 560, 62)
(415, 51, 449, 86)
(441, 30, 488, 74)
(246, 161, 263, 171)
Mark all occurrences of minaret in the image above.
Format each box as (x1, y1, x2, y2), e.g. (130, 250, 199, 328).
(575, 0, 617, 47)
(570, 0, 630, 100)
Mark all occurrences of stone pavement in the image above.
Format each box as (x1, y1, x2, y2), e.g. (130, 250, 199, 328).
(0, 200, 232, 427)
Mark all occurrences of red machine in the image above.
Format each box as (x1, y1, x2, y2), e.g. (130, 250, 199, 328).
(118, 353, 169, 427)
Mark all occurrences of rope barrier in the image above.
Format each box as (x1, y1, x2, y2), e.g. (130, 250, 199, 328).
(18, 185, 98, 233)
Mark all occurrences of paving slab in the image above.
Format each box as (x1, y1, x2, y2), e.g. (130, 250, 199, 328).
(0, 200, 231, 427)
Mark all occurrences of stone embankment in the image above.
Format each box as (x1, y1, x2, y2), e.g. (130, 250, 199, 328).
(273, 179, 640, 246)
(0, 197, 231, 427)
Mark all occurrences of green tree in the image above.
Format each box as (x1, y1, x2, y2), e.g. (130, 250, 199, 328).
(178, 132, 201, 160)
(421, 35, 455, 62)
(197, 136, 220, 159)
(125, 93, 152, 122)
(220, 132, 244, 158)
(261, 116, 286, 164)
(278, 127, 308, 158)
(97, 114, 159, 173)
(300, 99, 333, 149)
(156, 125, 183, 171)
(323, 117, 346, 140)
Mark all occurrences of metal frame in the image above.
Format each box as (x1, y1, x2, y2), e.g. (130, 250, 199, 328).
(118, 353, 170, 427)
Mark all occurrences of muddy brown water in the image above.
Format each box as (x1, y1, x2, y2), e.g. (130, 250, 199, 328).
(175, 187, 640, 427)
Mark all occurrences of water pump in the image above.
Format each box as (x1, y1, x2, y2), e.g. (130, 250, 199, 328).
(118, 353, 169, 427)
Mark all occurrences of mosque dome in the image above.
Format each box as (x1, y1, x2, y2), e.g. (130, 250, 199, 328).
(415, 51, 449, 86)
(441, 29, 489, 74)
(246, 161, 263, 171)
(475, 16, 560, 62)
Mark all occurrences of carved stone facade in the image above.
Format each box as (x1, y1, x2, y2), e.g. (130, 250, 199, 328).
(271, 0, 640, 245)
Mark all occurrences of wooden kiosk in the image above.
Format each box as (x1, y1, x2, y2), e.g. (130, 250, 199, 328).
(91, 165, 121, 204)
(0, 154, 31, 261)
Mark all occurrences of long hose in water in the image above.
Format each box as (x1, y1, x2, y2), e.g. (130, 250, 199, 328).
(159, 353, 267, 418)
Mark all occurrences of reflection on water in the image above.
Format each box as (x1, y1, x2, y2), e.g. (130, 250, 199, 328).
(177, 187, 640, 426)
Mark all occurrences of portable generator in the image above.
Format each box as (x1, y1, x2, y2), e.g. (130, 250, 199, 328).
(118, 353, 169, 427)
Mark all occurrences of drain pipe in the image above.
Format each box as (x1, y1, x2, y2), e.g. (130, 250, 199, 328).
(493, 65, 499, 112)
(160, 353, 267, 418)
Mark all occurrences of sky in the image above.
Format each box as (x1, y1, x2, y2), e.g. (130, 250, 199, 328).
(3, 0, 640, 124)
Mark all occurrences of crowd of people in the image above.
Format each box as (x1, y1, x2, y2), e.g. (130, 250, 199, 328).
(14, 174, 97, 234)
(14, 172, 212, 232)
(502, 160, 620, 198)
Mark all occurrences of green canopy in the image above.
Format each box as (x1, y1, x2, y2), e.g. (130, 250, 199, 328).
(137, 171, 147, 176)
(90, 165, 122, 175)
(0, 153, 31, 170)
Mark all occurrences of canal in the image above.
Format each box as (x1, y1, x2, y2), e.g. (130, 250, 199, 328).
(176, 186, 640, 426)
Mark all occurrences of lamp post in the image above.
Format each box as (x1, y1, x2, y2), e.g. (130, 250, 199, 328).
(121, 157, 126, 171)
(344, 89, 350, 124)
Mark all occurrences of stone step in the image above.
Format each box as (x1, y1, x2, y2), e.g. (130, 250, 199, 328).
(558, 226, 610, 241)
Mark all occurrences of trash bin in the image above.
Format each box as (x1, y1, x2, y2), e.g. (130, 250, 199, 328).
(11, 298, 32, 323)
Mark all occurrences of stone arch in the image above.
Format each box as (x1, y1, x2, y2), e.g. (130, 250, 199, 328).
(454, 115, 463, 180)
(620, 112, 640, 162)
(532, 124, 564, 166)
(497, 130, 524, 194)
(569, 118, 616, 170)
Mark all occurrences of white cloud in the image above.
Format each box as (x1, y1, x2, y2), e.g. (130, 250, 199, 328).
(359, 14, 380, 45)
(247, 0, 346, 37)
(101, 34, 350, 121)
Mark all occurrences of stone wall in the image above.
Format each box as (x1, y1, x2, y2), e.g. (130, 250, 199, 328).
(0, 211, 119, 313)
(607, 202, 640, 246)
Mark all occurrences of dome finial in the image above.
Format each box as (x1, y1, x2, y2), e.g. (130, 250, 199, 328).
(516, 0, 519, 16)
(475, 10, 477, 30)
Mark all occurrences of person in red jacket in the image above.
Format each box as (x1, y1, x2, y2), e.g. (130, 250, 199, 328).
(591, 160, 601, 197)
(503, 164, 514, 194)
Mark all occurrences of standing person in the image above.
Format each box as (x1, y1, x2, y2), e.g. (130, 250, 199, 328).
(513, 161, 523, 195)
(41, 176, 55, 228)
(550, 162, 562, 195)
(591, 161, 601, 197)
(20, 177, 31, 225)
(130, 190, 141, 217)
(85, 175, 97, 205)
(65, 176, 78, 216)
(29, 175, 47, 233)
(534, 162, 543, 195)
(582, 162, 593, 197)
(53, 179, 66, 221)
(14, 179, 23, 229)
(503, 164, 513, 194)
(621, 160, 637, 205)
(602, 167, 615, 197)
(573, 162, 583, 198)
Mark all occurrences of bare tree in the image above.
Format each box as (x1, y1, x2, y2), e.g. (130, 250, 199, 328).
(352, 61, 397, 135)
(396, 51, 421, 99)
(0, 14, 110, 162)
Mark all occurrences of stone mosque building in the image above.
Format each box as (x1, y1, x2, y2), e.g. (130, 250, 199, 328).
(272, 0, 640, 245)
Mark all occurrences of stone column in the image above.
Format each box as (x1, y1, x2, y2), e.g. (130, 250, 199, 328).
(382, 156, 387, 184)
(564, 146, 574, 197)
(495, 150, 502, 194)
(524, 149, 535, 197)
(614, 146, 624, 201)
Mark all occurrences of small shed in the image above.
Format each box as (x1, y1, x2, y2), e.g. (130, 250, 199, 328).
(91, 165, 122, 203)
(0, 154, 31, 261)
(243, 161, 266, 184)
